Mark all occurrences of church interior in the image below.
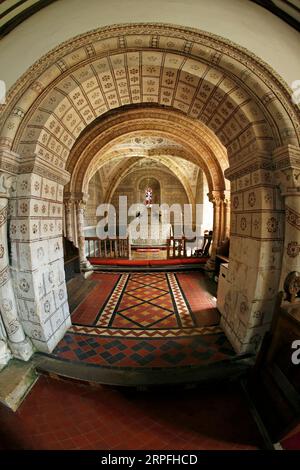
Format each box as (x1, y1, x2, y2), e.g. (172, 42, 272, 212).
(0, 0, 299, 452)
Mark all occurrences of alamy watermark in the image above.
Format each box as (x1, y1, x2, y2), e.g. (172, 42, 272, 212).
(291, 340, 300, 365)
(95, 196, 206, 243)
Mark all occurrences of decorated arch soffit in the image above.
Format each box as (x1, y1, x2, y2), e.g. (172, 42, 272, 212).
(0, 23, 299, 182)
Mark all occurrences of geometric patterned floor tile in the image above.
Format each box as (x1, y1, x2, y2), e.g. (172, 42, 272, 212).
(93, 272, 197, 330)
(51, 331, 236, 369)
(49, 271, 235, 371)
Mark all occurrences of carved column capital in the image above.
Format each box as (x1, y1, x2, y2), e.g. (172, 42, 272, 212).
(64, 197, 75, 211)
(0, 171, 15, 198)
(208, 190, 225, 206)
(74, 192, 88, 211)
(273, 145, 300, 196)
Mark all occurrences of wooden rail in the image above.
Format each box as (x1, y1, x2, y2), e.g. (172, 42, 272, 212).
(85, 237, 130, 259)
(167, 236, 194, 258)
(167, 234, 213, 259)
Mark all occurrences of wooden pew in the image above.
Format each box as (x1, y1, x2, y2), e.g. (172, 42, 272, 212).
(241, 281, 300, 448)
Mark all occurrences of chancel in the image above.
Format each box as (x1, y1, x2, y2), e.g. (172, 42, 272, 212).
(0, 0, 299, 452)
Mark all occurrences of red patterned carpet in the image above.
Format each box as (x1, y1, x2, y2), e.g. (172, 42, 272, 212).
(45, 272, 235, 369)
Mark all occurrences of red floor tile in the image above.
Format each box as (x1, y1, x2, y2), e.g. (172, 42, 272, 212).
(0, 376, 261, 450)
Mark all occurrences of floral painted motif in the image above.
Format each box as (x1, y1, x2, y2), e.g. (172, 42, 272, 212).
(19, 279, 30, 292)
(264, 192, 272, 204)
(248, 192, 256, 207)
(287, 242, 300, 258)
(233, 196, 239, 209)
(253, 219, 260, 231)
(20, 224, 27, 234)
(10, 224, 16, 235)
(19, 202, 28, 213)
(21, 180, 28, 190)
(267, 217, 278, 233)
(240, 217, 247, 231)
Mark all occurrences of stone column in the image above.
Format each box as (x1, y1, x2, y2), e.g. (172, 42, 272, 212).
(0, 172, 33, 361)
(224, 190, 231, 239)
(64, 199, 74, 242)
(220, 160, 284, 354)
(8, 158, 72, 354)
(274, 145, 300, 288)
(75, 199, 92, 270)
(205, 190, 225, 269)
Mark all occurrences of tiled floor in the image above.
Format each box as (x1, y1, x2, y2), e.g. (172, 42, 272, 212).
(45, 272, 236, 370)
(72, 272, 217, 328)
(49, 332, 234, 368)
(0, 376, 261, 450)
(71, 273, 120, 325)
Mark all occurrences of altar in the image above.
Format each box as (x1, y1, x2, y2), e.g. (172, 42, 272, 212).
(129, 207, 172, 248)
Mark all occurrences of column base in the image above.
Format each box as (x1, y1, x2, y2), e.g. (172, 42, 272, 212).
(0, 340, 12, 371)
(80, 259, 93, 271)
(9, 337, 34, 362)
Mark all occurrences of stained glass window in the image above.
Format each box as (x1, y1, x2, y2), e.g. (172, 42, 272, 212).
(144, 187, 153, 207)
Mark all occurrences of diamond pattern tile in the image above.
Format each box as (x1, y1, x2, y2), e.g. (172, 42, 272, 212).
(51, 332, 236, 368)
(92, 272, 197, 330)
(126, 286, 166, 300)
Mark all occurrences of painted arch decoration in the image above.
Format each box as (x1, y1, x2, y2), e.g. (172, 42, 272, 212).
(0, 23, 299, 172)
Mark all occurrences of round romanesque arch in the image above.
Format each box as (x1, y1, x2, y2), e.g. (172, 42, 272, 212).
(0, 23, 299, 358)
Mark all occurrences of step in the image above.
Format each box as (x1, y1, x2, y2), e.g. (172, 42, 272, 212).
(34, 353, 254, 388)
(0, 359, 38, 411)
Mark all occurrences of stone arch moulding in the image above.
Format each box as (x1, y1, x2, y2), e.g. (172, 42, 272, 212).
(66, 108, 227, 196)
(0, 23, 299, 359)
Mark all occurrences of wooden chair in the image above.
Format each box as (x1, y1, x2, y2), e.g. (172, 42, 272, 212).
(193, 230, 213, 257)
